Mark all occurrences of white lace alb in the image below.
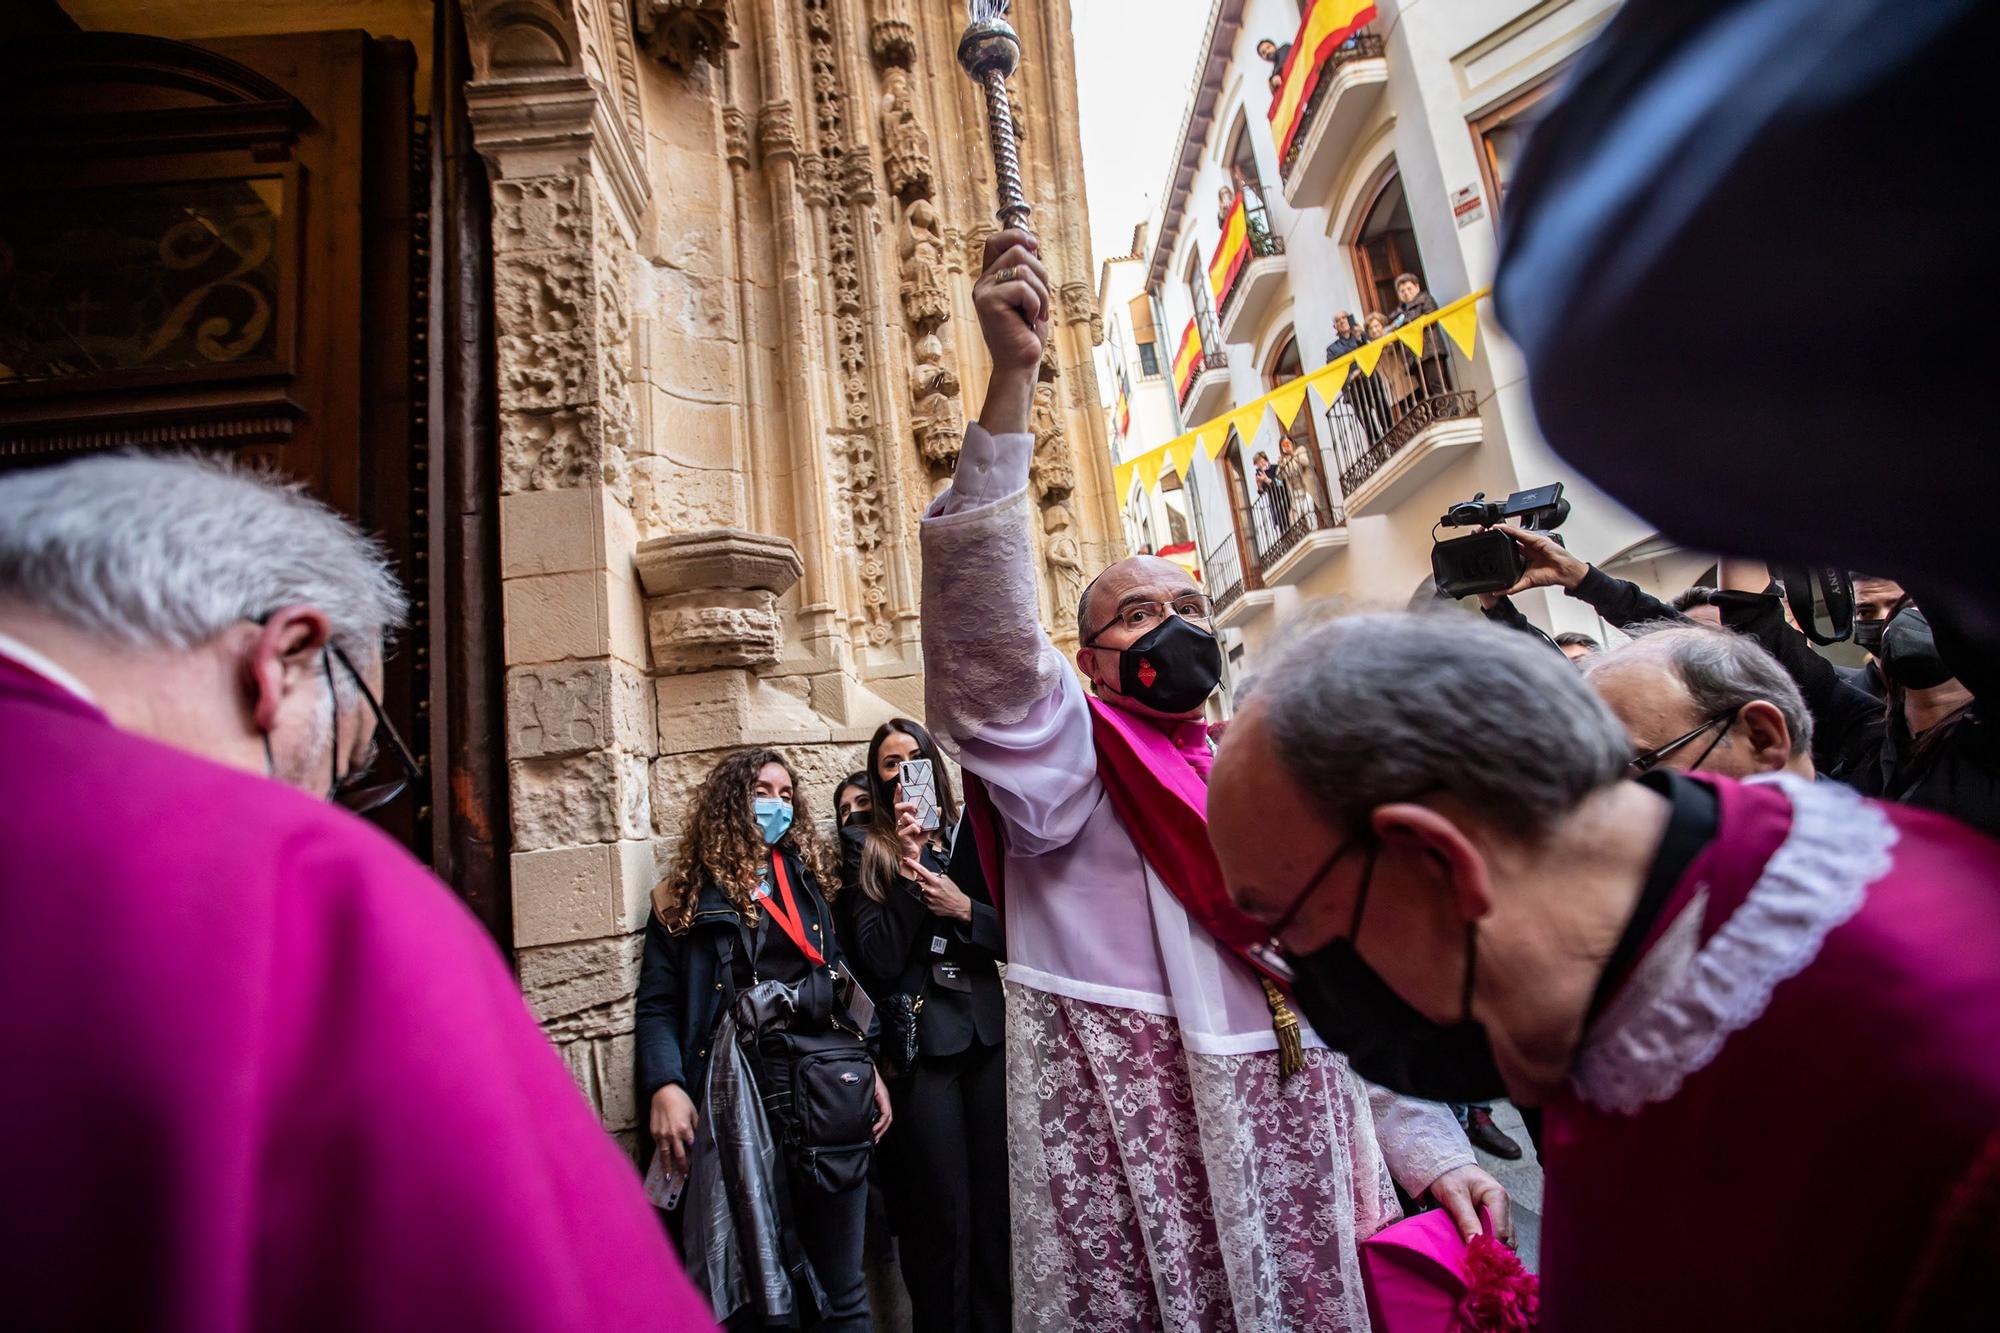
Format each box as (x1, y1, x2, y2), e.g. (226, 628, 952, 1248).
(1572, 774, 1897, 1115)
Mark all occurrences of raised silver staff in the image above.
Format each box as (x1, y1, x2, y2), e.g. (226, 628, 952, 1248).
(957, 1, 1032, 233)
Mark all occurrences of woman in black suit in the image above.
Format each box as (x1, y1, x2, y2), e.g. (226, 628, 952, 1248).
(837, 718, 1009, 1333)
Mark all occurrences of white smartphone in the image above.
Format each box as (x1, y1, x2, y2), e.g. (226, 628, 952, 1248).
(899, 757, 941, 832)
(643, 1152, 687, 1210)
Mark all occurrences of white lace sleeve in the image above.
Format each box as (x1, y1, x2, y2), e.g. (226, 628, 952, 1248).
(919, 426, 1066, 755)
(1365, 1081, 1476, 1197)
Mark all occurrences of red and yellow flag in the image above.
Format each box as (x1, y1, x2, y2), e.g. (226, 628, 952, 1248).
(1208, 192, 1250, 310)
(1115, 379, 1131, 437)
(1268, 0, 1378, 163)
(1171, 318, 1204, 403)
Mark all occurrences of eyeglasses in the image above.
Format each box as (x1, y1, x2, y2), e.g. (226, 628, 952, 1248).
(1085, 594, 1214, 645)
(1628, 710, 1737, 777)
(325, 643, 425, 814)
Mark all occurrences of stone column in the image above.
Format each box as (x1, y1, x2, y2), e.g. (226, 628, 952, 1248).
(466, 0, 661, 1151)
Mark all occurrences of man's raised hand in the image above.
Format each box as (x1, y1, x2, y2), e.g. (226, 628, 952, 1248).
(973, 228, 1051, 435)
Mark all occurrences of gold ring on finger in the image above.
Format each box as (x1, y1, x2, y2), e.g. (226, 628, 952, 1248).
(996, 265, 1016, 283)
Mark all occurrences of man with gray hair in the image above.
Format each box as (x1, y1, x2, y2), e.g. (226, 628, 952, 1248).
(1582, 624, 1815, 780)
(0, 454, 711, 1330)
(1208, 611, 2000, 1331)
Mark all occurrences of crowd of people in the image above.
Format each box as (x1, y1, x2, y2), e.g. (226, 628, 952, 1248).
(1, 4, 1994, 1328)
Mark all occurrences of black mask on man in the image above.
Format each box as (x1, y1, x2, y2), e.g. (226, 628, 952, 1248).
(1105, 615, 1224, 714)
(1275, 840, 1510, 1104)
(1851, 617, 1887, 657)
(1879, 604, 1953, 690)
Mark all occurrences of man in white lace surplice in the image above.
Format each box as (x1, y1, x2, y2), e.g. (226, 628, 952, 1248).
(919, 230, 1497, 1331)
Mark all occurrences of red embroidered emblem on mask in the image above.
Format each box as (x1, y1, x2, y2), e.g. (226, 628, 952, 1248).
(1137, 659, 1158, 688)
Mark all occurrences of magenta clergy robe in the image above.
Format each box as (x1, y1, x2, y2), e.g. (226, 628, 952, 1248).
(0, 655, 713, 1331)
(1541, 773, 2000, 1331)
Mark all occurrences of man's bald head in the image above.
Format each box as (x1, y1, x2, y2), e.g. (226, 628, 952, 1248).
(1077, 554, 1194, 641)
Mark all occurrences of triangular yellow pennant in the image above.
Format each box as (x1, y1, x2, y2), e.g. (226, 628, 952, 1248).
(1166, 433, 1199, 483)
(1309, 358, 1352, 404)
(1196, 417, 1233, 459)
(1438, 302, 1479, 360)
(1396, 322, 1427, 357)
(1228, 403, 1267, 449)
(1353, 338, 1386, 377)
(1114, 458, 1137, 496)
(1134, 448, 1166, 494)
(1268, 379, 1310, 431)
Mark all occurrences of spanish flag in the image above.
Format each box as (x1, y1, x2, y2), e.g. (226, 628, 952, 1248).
(1268, 0, 1377, 163)
(1115, 378, 1131, 437)
(1208, 191, 1249, 310)
(1172, 318, 1204, 403)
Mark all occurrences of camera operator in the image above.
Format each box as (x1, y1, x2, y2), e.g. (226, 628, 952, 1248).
(1478, 526, 1882, 780)
(1843, 576, 1906, 701)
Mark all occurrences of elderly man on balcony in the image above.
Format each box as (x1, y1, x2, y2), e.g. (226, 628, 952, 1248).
(918, 228, 1505, 1331)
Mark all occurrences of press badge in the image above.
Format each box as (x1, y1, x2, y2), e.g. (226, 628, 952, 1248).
(930, 935, 947, 955)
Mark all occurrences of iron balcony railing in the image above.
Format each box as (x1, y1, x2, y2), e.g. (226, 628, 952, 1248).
(1278, 30, 1389, 183)
(1323, 333, 1478, 496)
(1246, 468, 1345, 578)
(1206, 536, 1249, 617)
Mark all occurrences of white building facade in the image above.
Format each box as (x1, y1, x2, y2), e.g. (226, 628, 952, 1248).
(1113, 0, 1713, 683)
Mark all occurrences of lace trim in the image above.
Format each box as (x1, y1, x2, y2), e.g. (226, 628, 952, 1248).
(1573, 775, 1897, 1115)
(919, 486, 1066, 755)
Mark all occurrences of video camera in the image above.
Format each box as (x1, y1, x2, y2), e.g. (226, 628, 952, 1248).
(1430, 484, 1571, 599)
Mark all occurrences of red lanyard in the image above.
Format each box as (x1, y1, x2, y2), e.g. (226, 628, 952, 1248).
(760, 854, 825, 965)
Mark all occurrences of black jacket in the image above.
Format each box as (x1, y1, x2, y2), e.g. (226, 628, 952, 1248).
(836, 821, 1004, 1060)
(633, 844, 848, 1104)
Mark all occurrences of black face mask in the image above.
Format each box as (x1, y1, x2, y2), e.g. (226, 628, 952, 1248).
(1272, 839, 1510, 1105)
(1102, 614, 1224, 714)
(839, 809, 870, 831)
(1880, 605, 1953, 690)
(1852, 617, 1887, 657)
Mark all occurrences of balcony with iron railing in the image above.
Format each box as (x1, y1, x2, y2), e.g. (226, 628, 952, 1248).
(1276, 22, 1390, 208)
(1215, 198, 1287, 344)
(1323, 330, 1482, 516)
(1246, 459, 1348, 585)
(1205, 534, 1250, 622)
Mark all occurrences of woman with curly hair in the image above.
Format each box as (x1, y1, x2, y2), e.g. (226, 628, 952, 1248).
(635, 747, 889, 1331)
(837, 718, 1008, 1333)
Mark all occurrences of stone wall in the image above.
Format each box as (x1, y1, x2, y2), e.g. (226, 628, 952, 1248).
(466, 0, 1120, 1150)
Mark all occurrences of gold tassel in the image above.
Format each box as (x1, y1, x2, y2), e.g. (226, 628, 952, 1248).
(1261, 977, 1306, 1081)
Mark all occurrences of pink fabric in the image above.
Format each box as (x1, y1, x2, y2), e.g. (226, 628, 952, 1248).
(1541, 778, 2000, 1331)
(1087, 697, 1285, 983)
(1172, 718, 1215, 780)
(0, 664, 714, 1331)
(1361, 1209, 1536, 1332)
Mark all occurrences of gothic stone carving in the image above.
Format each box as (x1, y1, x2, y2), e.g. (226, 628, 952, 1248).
(632, 0, 737, 70)
(634, 528, 802, 673)
(910, 332, 962, 467)
(1043, 503, 1086, 632)
(879, 67, 933, 202)
(898, 198, 949, 331)
(1030, 379, 1074, 503)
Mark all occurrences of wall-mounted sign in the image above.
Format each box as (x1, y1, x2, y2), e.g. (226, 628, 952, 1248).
(1452, 185, 1486, 229)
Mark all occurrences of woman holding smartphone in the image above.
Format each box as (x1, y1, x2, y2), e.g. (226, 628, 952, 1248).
(635, 748, 890, 1331)
(837, 719, 1009, 1333)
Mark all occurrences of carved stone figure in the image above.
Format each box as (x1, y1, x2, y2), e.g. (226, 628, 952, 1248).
(879, 67, 934, 202)
(632, 0, 737, 70)
(899, 198, 950, 331)
(1030, 379, 1075, 502)
(1044, 503, 1086, 630)
(911, 332, 963, 466)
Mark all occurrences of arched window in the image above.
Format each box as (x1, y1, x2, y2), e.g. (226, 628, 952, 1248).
(1350, 166, 1426, 319)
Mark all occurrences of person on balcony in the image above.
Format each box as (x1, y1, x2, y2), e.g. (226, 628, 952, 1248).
(1253, 449, 1292, 535)
(1389, 273, 1451, 392)
(1255, 36, 1292, 93)
(920, 228, 1505, 1330)
(1276, 437, 1319, 530)
(1365, 309, 1418, 428)
(1324, 310, 1364, 363)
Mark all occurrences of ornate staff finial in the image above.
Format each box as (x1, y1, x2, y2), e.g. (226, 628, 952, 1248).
(957, 1, 1032, 233)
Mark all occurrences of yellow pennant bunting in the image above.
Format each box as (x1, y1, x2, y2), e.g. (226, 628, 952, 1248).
(1228, 403, 1268, 449)
(1395, 323, 1427, 357)
(1438, 301, 1479, 360)
(1166, 433, 1199, 483)
(1268, 379, 1310, 431)
(1353, 337, 1386, 377)
(1309, 357, 1352, 403)
(1114, 458, 1138, 496)
(1134, 449, 1166, 494)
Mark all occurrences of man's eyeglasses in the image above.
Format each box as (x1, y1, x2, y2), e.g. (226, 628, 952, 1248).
(325, 643, 425, 814)
(1628, 710, 1737, 777)
(1086, 594, 1213, 645)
